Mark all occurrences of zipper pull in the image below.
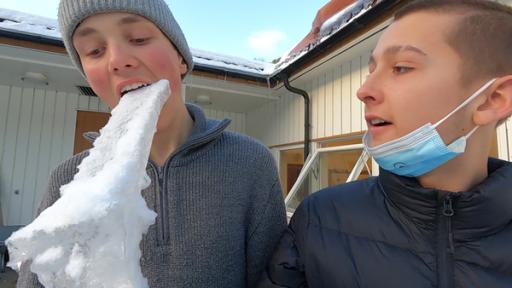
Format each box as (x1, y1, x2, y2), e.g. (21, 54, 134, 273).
(443, 197, 454, 217)
(443, 196, 455, 253)
(157, 166, 164, 182)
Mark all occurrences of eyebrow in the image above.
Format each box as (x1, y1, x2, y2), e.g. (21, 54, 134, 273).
(74, 15, 144, 38)
(368, 45, 428, 66)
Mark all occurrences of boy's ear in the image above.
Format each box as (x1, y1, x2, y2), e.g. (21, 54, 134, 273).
(473, 75, 512, 126)
(179, 56, 188, 77)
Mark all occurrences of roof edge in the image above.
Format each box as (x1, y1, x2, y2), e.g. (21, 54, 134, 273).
(0, 0, 403, 86)
(269, 0, 403, 82)
(0, 28, 64, 47)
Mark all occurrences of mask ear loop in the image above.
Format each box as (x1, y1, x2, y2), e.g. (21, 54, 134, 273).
(362, 150, 372, 176)
(433, 78, 497, 129)
(465, 125, 479, 139)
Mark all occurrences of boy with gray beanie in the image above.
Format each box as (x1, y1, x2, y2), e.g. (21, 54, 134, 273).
(16, 0, 286, 287)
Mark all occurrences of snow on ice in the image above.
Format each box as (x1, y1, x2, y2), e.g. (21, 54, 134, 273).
(6, 80, 171, 288)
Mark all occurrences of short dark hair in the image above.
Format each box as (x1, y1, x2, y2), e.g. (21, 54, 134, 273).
(395, 0, 512, 84)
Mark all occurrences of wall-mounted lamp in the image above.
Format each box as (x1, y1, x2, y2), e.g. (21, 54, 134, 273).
(194, 94, 212, 105)
(21, 72, 49, 86)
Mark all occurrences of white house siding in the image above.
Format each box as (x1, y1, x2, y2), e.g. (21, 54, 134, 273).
(0, 85, 109, 225)
(246, 45, 376, 147)
(497, 118, 512, 162)
(203, 108, 246, 134)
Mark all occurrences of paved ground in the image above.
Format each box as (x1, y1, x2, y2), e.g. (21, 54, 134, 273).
(0, 267, 17, 288)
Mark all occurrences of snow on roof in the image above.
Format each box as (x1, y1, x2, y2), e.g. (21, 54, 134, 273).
(192, 48, 274, 76)
(0, 8, 60, 39)
(0, 3, 379, 78)
(0, 7, 273, 76)
(274, 0, 377, 73)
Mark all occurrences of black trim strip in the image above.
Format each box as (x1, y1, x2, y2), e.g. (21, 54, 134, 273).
(0, 29, 64, 47)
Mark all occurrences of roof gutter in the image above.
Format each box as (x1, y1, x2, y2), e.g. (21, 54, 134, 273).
(193, 64, 270, 84)
(0, 29, 64, 47)
(279, 72, 310, 161)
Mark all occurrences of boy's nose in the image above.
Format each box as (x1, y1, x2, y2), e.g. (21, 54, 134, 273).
(108, 46, 138, 73)
(356, 75, 383, 105)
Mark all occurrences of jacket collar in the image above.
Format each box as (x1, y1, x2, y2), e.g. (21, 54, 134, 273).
(379, 158, 512, 239)
(166, 103, 230, 166)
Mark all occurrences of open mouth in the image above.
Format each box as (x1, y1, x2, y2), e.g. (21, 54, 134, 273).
(120, 83, 152, 97)
(370, 118, 392, 127)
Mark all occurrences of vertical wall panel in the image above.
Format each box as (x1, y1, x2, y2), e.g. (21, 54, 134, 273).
(333, 66, 342, 135)
(35, 91, 50, 211)
(286, 94, 293, 144)
(49, 92, 66, 169)
(33, 90, 56, 217)
(497, 123, 509, 161)
(88, 97, 100, 111)
(272, 99, 279, 146)
(277, 94, 284, 144)
(0, 86, 10, 162)
(202, 108, 246, 134)
(62, 94, 79, 164)
(9, 88, 34, 224)
(282, 94, 288, 144)
(20, 89, 45, 224)
(301, 82, 309, 141)
(360, 52, 371, 130)
(318, 73, 326, 139)
(0, 86, 10, 223)
(341, 64, 352, 134)
(1, 87, 22, 225)
(325, 70, 334, 137)
(0, 85, 111, 225)
(350, 56, 362, 132)
(507, 119, 512, 162)
(286, 94, 292, 144)
(78, 95, 89, 110)
(311, 77, 319, 139)
(288, 94, 295, 144)
(292, 92, 300, 143)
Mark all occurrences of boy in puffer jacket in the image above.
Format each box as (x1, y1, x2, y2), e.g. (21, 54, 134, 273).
(260, 0, 512, 287)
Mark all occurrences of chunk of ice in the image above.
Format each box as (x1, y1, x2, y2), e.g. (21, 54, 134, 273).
(6, 80, 171, 288)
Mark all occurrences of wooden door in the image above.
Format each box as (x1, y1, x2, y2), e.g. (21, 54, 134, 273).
(287, 164, 303, 193)
(73, 111, 110, 155)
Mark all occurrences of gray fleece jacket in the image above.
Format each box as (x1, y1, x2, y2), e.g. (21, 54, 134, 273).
(17, 104, 286, 288)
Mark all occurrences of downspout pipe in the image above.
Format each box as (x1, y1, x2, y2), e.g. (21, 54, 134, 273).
(279, 73, 311, 161)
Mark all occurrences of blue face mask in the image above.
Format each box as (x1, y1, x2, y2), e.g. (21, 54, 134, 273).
(363, 78, 496, 177)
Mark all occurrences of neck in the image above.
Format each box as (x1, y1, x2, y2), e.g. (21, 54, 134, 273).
(150, 103, 194, 167)
(417, 135, 489, 192)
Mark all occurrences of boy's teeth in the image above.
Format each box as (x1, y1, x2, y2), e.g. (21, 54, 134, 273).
(121, 83, 150, 94)
(371, 118, 391, 126)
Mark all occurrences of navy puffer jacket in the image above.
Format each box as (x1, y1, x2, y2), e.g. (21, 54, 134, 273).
(260, 158, 512, 288)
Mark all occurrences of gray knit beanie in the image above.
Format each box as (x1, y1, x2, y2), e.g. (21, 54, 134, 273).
(58, 0, 194, 77)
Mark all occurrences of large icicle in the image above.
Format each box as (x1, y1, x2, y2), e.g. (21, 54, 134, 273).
(6, 79, 171, 288)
